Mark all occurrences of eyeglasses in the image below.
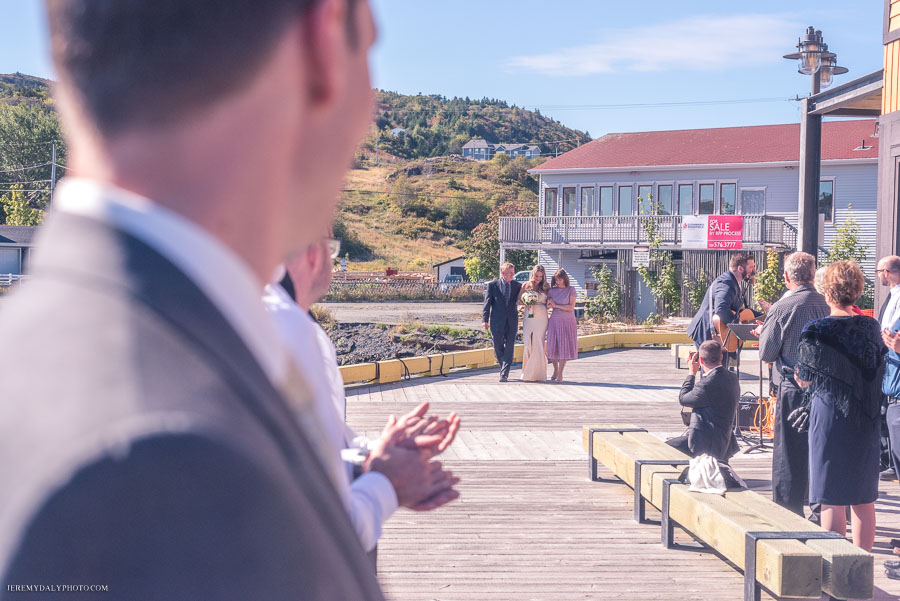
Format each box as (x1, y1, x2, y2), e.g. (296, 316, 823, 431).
(326, 238, 341, 259)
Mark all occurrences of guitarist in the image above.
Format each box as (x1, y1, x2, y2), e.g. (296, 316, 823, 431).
(687, 253, 757, 370)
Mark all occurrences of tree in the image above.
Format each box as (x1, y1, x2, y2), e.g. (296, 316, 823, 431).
(634, 194, 680, 315)
(464, 201, 536, 281)
(823, 204, 867, 265)
(754, 247, 785, 311)
(444, 192, 490, 231)
(822, 204, 873, 308)
(585, 265, 621, 322)
(0, 103, 66, 191)
(0, 184, 44, 225)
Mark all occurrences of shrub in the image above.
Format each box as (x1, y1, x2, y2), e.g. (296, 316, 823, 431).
(584, 265, 621, 322)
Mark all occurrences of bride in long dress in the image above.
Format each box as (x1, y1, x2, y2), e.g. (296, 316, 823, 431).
(518, 265, 550, 382)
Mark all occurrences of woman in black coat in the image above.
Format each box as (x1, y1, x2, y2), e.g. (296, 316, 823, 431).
(795, 260, 885, 551)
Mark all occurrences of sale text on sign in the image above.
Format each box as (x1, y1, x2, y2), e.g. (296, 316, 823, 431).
(680, 216, 743, 250)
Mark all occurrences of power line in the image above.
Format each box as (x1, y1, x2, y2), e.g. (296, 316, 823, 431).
(376, 96, 794, 115)
(537, 97, 795, 110)
(0, 162, 51, 174)
(341, 188, 532, 202)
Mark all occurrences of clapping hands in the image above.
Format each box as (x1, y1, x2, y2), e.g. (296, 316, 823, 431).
(884, 328, 900, 353)
(364, 402, 462, 511)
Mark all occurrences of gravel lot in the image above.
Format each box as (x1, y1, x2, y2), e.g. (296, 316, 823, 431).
(320, 301, 484, 329)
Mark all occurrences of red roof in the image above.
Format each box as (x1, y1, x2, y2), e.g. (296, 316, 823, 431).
(534, 119, 878, 171)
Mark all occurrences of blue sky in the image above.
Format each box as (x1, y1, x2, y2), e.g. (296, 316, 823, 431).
(0, 0, 887, 137)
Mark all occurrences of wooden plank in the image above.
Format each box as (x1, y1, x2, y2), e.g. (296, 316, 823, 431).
(725, 489, 873, 600)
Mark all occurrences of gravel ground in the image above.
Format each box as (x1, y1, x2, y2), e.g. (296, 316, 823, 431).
(320, 301, 484, 329)
(327, 322, 490, 365)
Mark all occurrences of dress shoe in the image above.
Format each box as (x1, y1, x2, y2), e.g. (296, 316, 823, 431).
(499, 375, 508, 382)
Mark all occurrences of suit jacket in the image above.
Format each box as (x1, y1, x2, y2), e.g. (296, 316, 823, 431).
(879, 292, 891, 324)
(687, 271, 742, 345)
(0, 213, 384, 601)
(482, 278, 522, 333)
(679, 367, 740, 461)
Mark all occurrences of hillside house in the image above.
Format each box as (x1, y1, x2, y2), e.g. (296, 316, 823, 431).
(499, 120, 878, 319)
(462, 139, 541, 161)
(0, 225, 37, 280)
(433, 256, 467, 281)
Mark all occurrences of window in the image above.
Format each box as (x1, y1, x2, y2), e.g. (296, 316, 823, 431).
(618, 185, 633, 216)
(581, 186, 595, 216)
(562, 187, 576, 216)
(657, 185, 673, 215)
(638, 185, 653, 215)
(698, 184, 714, 215)
(678, 184, 693, 215)
(740, 188, 766, 214)
(819, 180, 834, 223)
(599, 186, 614, 216)
(544, 188, 558, 216)
(720, 183, 736, 215)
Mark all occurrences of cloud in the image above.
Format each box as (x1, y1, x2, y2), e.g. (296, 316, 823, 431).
(506, 14, 799, 76)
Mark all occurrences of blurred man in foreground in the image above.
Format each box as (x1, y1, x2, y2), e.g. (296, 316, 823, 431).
(0, 0, 389, 599)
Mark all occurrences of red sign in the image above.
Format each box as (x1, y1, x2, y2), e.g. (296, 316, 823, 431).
(706, 216, 743, 249)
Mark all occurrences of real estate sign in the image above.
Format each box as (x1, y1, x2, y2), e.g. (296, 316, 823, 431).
(681, 216, 743, 250)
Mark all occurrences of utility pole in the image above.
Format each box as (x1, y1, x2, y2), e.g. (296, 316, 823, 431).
(49, 142, 57, 204)
(797, 76, 821, 256)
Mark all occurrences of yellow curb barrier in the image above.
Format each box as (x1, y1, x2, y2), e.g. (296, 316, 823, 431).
(339, 331, 694, 385)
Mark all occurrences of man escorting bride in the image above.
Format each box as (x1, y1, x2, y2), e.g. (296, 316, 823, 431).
(518, 265, 550, 382)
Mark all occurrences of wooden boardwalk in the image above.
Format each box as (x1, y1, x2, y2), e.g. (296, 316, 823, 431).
(346, 348, 900, 600)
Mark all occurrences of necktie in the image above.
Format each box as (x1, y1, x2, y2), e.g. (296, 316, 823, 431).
(503, 280, 510, 303)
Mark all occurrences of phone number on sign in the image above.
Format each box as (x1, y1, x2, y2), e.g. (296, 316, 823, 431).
(708, 241, 742, 249)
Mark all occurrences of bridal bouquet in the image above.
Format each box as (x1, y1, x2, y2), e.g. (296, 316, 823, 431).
(521, 290, 539, 318)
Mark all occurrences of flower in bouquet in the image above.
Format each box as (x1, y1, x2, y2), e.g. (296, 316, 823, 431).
(521, 290, 539, 318)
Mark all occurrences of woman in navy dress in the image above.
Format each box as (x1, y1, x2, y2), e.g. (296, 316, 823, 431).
(795, 260, 885, 551)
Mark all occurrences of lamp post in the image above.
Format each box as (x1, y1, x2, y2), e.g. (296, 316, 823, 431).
(783, 27, 848, 255)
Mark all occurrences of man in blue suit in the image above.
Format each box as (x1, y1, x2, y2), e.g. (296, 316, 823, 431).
(687, 253, 757, 369)
(482, 262, 522, 382)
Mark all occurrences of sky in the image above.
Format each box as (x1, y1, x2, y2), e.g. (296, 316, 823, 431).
(0, 0, 887, 138)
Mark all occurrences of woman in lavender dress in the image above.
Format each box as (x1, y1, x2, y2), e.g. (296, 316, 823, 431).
(546, 268, 578, 382)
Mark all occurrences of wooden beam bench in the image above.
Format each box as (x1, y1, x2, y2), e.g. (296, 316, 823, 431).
(582, 425, 873, 601)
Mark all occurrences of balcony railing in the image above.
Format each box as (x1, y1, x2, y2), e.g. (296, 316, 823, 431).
(498, 215, 797, 250)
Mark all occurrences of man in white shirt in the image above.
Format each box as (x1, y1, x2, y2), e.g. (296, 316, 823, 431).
(263, 237, 461, 551)
(0, 1, 395, 599)
(878, 256, 900, 489)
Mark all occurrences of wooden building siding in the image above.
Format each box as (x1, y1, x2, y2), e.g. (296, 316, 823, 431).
(886, 40, 900, 114)
(539, 162, 877, 217)
(891, 0, 900, 32)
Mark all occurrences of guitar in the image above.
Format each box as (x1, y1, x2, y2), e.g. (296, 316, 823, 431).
(715, 308, 760, 353)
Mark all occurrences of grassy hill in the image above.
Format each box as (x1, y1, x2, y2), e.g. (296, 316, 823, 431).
(0, 75, 555, 267)
(0, 73, 53, 105)
(367, 90, 591, 160)
(339, 153, 540, 271)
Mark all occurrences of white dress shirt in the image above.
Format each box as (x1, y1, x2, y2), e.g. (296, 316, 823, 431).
(883, 283, 900, 330)
(262, 283, 398, 552)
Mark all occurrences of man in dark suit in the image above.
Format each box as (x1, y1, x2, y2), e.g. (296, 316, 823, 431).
(667, 341, 741, 461)
(482, 262, 522, 382)
(687, 253, 757, 369)
(0, 1, 437, 599)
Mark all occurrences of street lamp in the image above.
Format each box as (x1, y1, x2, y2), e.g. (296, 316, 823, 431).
(783, 26, 848, 91)
(782, 27, 850, 256)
